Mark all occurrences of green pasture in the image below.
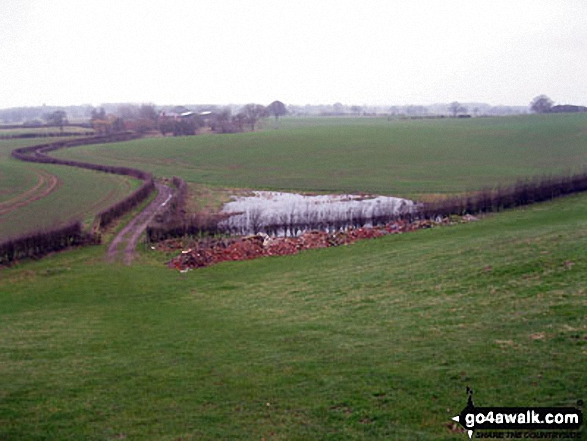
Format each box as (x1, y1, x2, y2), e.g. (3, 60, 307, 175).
(0, 138, 62, 203)
(0, 138, 140, 240)
(52, 114, 587, 198)
(1, 192, 585, 439)
(0, 126, 94, 136)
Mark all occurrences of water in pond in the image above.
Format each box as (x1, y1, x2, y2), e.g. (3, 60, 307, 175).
(220, 191, 415, 236)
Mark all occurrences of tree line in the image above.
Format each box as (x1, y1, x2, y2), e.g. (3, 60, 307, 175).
(90, 101, 288, 136)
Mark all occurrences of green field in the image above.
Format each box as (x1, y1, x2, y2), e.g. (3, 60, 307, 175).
(1, 115, 586, 439)
(0, 138, 140, 240)
(0, 192, 585, 440)
(52, 114, 587, 198)
(0, 126, 94, 136)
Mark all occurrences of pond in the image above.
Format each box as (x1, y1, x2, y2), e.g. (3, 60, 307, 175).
(219, 191, 415, 236)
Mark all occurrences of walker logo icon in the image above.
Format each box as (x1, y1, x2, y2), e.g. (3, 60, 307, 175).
(451, 388, 583, 439)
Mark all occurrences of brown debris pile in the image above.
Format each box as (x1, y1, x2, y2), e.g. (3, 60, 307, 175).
(165, 217, 455, 271)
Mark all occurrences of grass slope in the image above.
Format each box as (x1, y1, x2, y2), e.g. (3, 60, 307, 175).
(52, 114, 587, 197)
(1, 193, 585, 440)
(0, 139, 141, 240)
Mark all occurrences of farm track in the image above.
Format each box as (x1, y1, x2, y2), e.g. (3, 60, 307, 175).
(0, 168, 61, 215)
(107, 182, 173, 265)
(5, 133, 168, 265)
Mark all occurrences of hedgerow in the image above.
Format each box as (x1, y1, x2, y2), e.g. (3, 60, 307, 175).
(2, 133, 155, 265)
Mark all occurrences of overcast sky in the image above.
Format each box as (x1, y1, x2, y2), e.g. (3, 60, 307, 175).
(1, 0, 585, 108)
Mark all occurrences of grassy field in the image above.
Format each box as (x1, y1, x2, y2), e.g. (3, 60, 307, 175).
(0, 138, 140, 240)
(51, 114, 587, 198)
(1, 115, 585, 439)
(0, 126, 94, 136)
(0, 191, 585, 440)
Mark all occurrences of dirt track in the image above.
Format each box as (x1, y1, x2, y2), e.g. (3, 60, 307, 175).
(107, 182, 173, 264)
(0, 169, 61, 215)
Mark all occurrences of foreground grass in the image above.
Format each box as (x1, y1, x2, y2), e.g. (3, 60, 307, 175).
(52, 114, 587, 197)
(0, 192, 585, 439)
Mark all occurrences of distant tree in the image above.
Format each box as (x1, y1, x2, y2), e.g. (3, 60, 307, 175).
(126, 118, 157, 134)
(530, 95, 553, 114)
(241, 104, 266, 131)
(406, 105, 428, 116)
(332, 102, 344, 114)
(173, 118, 196, 136)
(91, 107, 106, 121)
(351, 105, 363, 115)
(92, 118, 110, 135)
(266, 100, 287, 121)
(218, 107, 232, 122)
(117, 105, 139, 120)
(111, 117, 126, 132)
(233, 112, 247, 132)
(44, 110, 67, 132)
(212, 108, 238, 133)
(448, 101, 467, 118)
(139, 104, 158, 122)
(159, 117, 175, 136)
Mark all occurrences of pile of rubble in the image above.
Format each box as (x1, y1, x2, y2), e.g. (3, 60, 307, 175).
(165, 217, 457, 271)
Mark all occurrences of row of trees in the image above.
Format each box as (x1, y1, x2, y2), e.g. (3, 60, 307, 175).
(86, 100, 288, 136)
(204, 101, 287, 134)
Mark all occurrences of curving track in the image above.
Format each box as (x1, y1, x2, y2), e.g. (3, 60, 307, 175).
(107, 182, 173, 264)
(7, 134, 174, 264)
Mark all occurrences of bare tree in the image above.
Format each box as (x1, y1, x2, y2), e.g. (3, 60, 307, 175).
(448, 102, 467, 118)
(241, 104, 266, 131)
(44, 110, 67, 132)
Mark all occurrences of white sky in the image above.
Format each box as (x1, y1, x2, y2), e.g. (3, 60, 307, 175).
(1, 0, 586, 108)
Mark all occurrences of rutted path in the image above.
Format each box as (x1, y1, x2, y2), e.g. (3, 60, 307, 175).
(107, 182, 173, 264)
(0, 168, 61, 215)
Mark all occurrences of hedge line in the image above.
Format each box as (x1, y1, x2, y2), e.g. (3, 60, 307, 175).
(145, 177, 192, 242)
(146, 213, 227, 243)
(96, 179, 155, 229)
(2, 133, 155, 265)
(0, 222, 97, 265)
(11, 132, 155, 230)
(146, 169, 587, 241)
(419, 170, 587, 219)
(0, 132, 95, 140)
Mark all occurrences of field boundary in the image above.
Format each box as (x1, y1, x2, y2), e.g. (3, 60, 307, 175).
(4, 128, 587, 264)
(108, 182, 173, 264)
(1, 133, 158, 265)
